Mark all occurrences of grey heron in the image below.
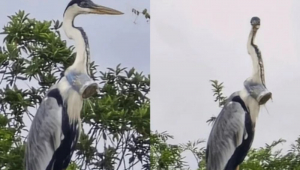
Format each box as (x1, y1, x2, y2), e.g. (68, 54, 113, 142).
(206, 17, 272, 170)
(25, 0, 123, 170)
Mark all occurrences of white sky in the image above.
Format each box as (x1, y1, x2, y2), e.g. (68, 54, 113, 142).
(151, 0, 300, 169)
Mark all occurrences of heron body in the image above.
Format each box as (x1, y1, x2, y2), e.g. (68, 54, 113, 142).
(26, 78, 83, 170)
(206, 17, 272, 170)
(206, 90, 258, 170)
(25, 1, 123, 170)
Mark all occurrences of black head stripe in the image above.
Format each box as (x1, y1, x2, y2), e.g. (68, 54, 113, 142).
(47, 89, 63, 106)
(250, 31, 265, 87)
(64, 0, 95, 15)
(231, 96, 248, 113)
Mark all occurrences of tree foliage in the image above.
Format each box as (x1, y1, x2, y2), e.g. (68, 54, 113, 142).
(151, 80, 300, 170)
(150, 131, 186, 170)
(206, 80, 227, 125)
(0, 10, 150, 170)
(132, 8, 150, 24)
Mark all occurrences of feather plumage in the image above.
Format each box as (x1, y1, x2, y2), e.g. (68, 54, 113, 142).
(206, 96, 254, 170)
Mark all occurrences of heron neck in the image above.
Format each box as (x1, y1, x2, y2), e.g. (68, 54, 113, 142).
(240, 88, 260, 125)
(247, 29, 265, 86)
(63, 10, 90, 75)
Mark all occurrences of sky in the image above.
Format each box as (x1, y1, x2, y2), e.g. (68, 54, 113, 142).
(0, 0, 149, 169)
(151, 0, 300, 169)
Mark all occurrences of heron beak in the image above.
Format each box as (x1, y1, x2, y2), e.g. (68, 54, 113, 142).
(90, 4, 124, 15)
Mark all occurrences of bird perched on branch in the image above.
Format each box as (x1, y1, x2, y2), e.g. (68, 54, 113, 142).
(25, 1, 123, 170)
(206, 17, 272, 170)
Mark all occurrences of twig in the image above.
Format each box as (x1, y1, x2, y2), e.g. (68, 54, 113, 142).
(116, 131, 131, 170)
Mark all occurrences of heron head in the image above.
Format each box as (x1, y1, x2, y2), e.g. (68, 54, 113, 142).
(251, 17, 260, 30)
(244, 80, 272, 105)
(64, 0, 124, 16)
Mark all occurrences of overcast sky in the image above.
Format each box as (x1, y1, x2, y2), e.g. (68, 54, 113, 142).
(152, 0, 300, 169)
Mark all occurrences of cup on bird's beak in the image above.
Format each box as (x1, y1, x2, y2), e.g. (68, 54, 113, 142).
(244, 81, 272, 105)
(66, 72, 98, 99)
(80, 81, 98, 99)
(90, 4, 124, 15)
(256, 88, 272, 105)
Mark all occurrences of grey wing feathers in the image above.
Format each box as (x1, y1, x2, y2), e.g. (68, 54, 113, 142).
(206, 101, 246, 170)
(26, 97, 62, 170)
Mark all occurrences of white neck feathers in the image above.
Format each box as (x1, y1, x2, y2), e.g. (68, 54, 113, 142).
(240, 88, 260, 126)
(63, 5, 88, 75)
(57, 77, 83, 123)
